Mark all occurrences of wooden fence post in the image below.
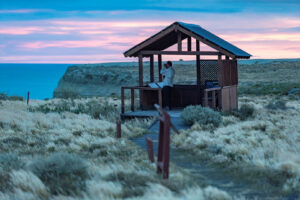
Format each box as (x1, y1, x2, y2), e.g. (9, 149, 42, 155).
(146, 137, 154, 163)
(156, 105, 171, 179)
(116, 120, 121, 138)
(27, 91, 30, 105)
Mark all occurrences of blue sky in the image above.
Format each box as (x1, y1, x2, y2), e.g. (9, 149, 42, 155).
(0, 0, 299, 63)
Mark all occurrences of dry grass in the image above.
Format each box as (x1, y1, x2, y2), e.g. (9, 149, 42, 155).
(0, 98, 231, 199)
(173, 95, 300, 193)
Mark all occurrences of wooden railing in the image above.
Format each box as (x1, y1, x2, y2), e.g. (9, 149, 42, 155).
(121, 86, 162, 114)
(203, 87, 221, 109)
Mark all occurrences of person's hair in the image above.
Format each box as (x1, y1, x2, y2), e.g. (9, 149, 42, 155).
(167, 61, 172, 67)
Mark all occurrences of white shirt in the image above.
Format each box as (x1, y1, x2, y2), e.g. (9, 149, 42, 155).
(160, 67, 175, 87)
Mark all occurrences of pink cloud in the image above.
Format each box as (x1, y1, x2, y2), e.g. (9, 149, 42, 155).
(0, 27, 44, 35)
(1, 16, 299, 63)
(79, 30, 113, 35)
(0, 54, 132, 64)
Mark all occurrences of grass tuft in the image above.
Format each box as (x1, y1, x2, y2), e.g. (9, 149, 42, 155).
(181, 105, 222, 127)
(29, 153, 89, 196)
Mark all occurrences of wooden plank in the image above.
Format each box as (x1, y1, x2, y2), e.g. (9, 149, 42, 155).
(221, 87, 230, 111)
(230, 85, 238, 110)
(158, 54, 162, 82)
(158, 89, 163, 109)
(124, 24, 176, 57)
(212, 90, 216, 109)
(204, 87, 221, 92)
(187, 36, 192, 51)
(176, 25, 236, 59)
(177, 31, 182, 51)
(150, 55, 154, 82)
(141, 50, 219, 56)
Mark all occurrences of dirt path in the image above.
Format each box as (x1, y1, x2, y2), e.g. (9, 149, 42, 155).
(131, 116, 299, 199)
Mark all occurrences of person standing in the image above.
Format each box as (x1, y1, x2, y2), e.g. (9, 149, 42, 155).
(160, 61, 175, 110)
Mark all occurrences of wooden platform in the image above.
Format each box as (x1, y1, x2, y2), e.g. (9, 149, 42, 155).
(121, 109, 183, 119)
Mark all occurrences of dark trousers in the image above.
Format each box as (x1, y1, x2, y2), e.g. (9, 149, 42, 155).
(162, 86, 172, 108)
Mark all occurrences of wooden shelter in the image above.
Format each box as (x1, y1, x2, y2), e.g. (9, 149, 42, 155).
(121, 22, 251, 118)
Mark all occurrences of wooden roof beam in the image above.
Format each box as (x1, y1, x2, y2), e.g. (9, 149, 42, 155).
(124, 24, 177, 57)
(176, 25, 236, 59)
(140, 50, 220, 56)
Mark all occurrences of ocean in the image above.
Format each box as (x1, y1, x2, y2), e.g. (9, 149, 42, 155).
(0, 64, 70, 99)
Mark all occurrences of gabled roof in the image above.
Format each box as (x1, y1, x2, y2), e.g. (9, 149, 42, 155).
(124, 22, 251, 59)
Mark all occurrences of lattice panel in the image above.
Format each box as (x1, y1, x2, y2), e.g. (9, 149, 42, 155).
(200, 60, 219, 86)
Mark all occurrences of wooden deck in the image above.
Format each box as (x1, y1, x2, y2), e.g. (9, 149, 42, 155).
(121, 109, 183, 119)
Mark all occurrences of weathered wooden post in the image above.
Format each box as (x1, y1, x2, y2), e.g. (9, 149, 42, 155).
(27, 91, 30, 105)
(116, 120, 121, 138)
(146, 137, 154, 163)
(155, 105, 171, 179)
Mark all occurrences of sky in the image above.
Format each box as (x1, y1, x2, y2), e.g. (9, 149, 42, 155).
(0, 0, 299, 63)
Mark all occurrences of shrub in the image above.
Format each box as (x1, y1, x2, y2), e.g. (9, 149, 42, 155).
(265, 100, 287, 110)
(29, 99, 118, 121)
(8, 96, 24, 101)
(0, 154, 24, 192)
(0, 93, 8, 100)
(55, 88, 79, 99)
(29, 153, 88, 195)
(181, 105, 222, 127)
(0, 154, 24, 171)
(238, 104, 255, 120)
(0, 93, 23, 101)
(223, 104, 255, 121)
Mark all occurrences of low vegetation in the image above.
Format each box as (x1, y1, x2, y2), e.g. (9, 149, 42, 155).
(265, 99, 287, 110)
(0, 98, 231, 199)
(223, 104, 255, 121)
(181, 105, 222, 127)
(174, 96, 300, 195)
(0, 93, 23, 101)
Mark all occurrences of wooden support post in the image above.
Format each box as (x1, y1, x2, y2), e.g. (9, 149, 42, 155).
(187, 36, 192, 51)
(158, 54, 162, 82)
(138, 54, 144, 109)
(116, 120, 121, 138)
(177, 31, 182, 52)
(146, 137, 154, 163)
(212, 91, 216, 109)
(138, 54, 143, 86)
(157, 108, 170, 179)
(150, 55, 154, 82)
(131, 88, 134, 111)
(217, 53, 223, 87)
(217, 90, 222, 110)
(196, 40, 200, 51)
(196, 40, 201, 86)
(158, 89, 162, 109)
(121, 87, 125, 114)
(27, 91, 30, 105)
